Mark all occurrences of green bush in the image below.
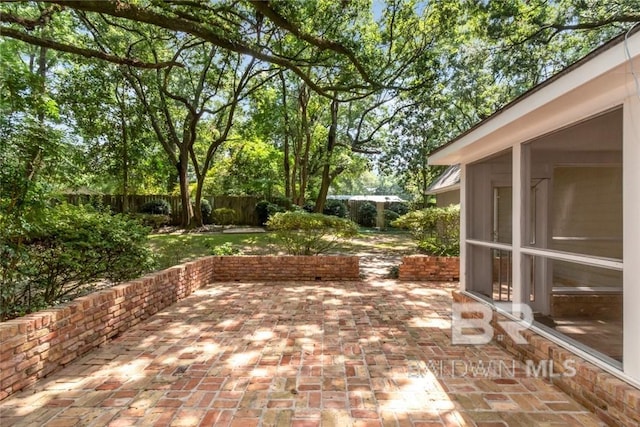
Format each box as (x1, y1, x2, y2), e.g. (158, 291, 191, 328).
(213, 208, 238, 226)
(357, 201, 378, 227)
(270, 195, 292, 210)
(199, 199, 212, 224)
(0, 203, 155, 320)
(140, 199, 172, 215)
(323, 200, 348, 218)
(384, 209, 401, 228)
(302, 202, 315, 213)
(387, 202, 409, 216)
(266, 211, 358, 255)
(132, 213, 171, 229)
(391, 205, 460, 256)
(256, 200, 285, 225)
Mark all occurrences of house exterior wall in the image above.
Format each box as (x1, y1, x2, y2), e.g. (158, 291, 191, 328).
(429, 32, 640, 387)
(460, 108, 630, 383)
(435, 189, 460, 207)
(623, 93, 640, 381)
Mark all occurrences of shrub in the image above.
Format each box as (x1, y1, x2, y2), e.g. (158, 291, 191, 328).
(388, 265, 399, 279)
(357, 201, 378, 227)
(266, 211, 358, 255)
(198, 199, 212, 224)
(140, 199, 172, 215)
(302, 202, 315, 213)
(323, 200, 348, 218)
(213, 208, 238, 226)
(256, 200, 285, 225)
(199, 198, 213, 224)
(0, 203, 156, 320)
(270, 195, 292, 210)
(384, 209, 401, 228)
(132, 213, 171, 229)
(387, 202, 409, 216)
(391, 205, 460, 256)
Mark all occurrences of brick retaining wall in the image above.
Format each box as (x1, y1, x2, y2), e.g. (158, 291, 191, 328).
(551, 293, 623, 319)
(452, 291, 640, 427)
(398, 255, 459, 281)
(0, 255, 359, 401)
(211, 255, 360, 282)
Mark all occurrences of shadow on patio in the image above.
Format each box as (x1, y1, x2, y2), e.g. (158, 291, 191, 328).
(0, 280, 602, 426)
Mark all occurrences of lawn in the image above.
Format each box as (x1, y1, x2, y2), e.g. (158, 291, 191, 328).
(148, 228, 416, 271)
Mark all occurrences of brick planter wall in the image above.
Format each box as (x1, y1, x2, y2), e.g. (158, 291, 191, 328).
(0, 255, 359, 401)
(210, 255, 360, 282)
(551, 293, 623, 319)
(398, 255, 459, 281)
(452, 291, 640, 427)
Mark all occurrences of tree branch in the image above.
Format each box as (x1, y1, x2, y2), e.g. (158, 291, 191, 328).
(0, 7, 60, 30)
(509, 15, 640, 47)
(249, 1, 378, 88)
(37, 0, 379, 99)
(0, 26, 182, 69)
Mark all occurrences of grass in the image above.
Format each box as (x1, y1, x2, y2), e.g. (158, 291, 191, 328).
(147, 228, 415, 271)
(147, 232, 273, 270)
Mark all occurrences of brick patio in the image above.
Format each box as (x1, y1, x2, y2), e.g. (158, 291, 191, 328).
(0, 280, 605, 426)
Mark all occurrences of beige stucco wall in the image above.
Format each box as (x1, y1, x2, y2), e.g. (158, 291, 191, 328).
(435, 189, 460, 207)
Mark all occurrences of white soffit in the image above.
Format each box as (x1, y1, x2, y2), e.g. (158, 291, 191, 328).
(429, 30, 640, 165)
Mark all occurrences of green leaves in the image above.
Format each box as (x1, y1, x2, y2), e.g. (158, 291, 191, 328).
(391, 206, 460, 256)
(0, 203, 156, 320)
(266, 211, 358, 255)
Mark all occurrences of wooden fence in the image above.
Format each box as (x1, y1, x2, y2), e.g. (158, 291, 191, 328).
(63, 194, 260, 226)
(212, 195, 260, 226)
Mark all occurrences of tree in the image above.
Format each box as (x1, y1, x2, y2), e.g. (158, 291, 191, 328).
(59, 61, 171, 202)
(3, 0, 639, 214)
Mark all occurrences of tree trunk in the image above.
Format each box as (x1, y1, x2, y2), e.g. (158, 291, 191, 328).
(290, 143, 299, 205)
(193, 177, 205, 228)
(298, 87, 312, 206)
(177, 153, 193, 228)
(314, 98, 339, 213)
(119, 101, 130, 213)
(279, 71, 291, 200)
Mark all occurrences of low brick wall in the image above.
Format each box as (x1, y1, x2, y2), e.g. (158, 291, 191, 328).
(0, 255, 359, 401)
(0, 258, 215, 401)
(211, 255, 360, 282)
(551, 293, 623, 320)
(398, 255, 459, 281)
(452, 291, 640, 427)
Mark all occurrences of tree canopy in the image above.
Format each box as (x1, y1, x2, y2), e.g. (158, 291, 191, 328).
(1, 0, 638, 225)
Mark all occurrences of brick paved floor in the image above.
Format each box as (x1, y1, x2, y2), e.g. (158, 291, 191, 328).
(0, 280, 605, 427)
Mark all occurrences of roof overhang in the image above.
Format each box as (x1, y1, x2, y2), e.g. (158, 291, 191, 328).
(426, 164, 460, 194)
(429, 29, 640, 166)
